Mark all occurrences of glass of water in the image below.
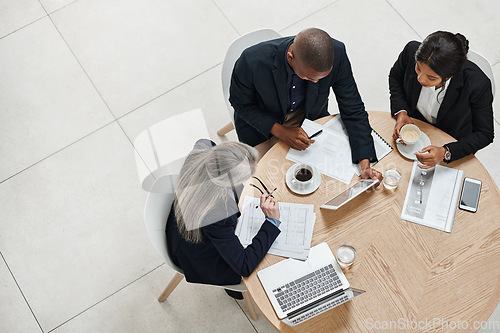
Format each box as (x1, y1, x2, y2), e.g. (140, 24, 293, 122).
(383, 164, 402, 190)
(336, 242, 356, 267)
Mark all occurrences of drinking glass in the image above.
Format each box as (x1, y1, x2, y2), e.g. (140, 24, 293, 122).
(336, 242, 356, 267)
(383, 164, 402, 190)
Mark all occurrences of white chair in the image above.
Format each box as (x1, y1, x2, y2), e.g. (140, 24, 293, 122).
(144, 175, 258, 320)
(134, 109, 209, 192)
(217, 29, 282, 137)
(468, 50, 496, 98)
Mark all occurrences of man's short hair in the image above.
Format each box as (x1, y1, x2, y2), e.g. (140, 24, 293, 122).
(294, 28, 334, 72)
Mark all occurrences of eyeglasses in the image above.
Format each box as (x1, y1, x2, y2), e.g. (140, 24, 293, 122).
(250, 176, 277, 198)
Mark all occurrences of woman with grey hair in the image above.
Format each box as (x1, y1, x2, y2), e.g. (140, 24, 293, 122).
(166, 139, 281, 299)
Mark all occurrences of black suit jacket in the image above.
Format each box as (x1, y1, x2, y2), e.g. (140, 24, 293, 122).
(389, 41, 494, 162)
(165, 139, 280, 286)
(229, 36, 377, 164)
(166, 208, 280, 285)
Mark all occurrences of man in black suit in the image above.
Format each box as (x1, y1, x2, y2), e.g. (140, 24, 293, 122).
(229, 28, 382, 181)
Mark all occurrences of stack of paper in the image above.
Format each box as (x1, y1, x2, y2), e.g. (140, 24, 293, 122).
(236, 196, 316, 260)
(286, 120, 355, 183)
(286, 117, 393, 183)
(321, 117, 393, 176)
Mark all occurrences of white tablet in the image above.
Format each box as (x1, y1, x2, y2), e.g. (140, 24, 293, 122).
(320, 179, 379, 210)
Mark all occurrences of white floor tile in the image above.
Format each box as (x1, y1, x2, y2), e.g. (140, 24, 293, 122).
(239, 300, 277, 333)
(214, 0, 336, 34)
(387, 0, 500, 65)
(279, 0, 420, 114)
(480, 303, 500, 332)
(0, 257, 41, 333)
(50, 0, 239, 118)
(50, 265, 256, 333)
(0, 0, 46, 38)
(39, 0, 75, 13)
(119, 65, 238, 147)
(0, 123, 159, 331)
(0, 17, 114, 182)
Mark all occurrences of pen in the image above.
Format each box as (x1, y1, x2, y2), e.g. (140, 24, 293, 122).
(308, 129, 323, 139)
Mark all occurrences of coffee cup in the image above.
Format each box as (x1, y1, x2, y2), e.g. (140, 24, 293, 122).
(396, 124, 421, 145)
(291, 163, 314, 190)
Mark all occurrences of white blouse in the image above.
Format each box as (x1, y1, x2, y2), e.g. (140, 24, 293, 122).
(416, 77, 452, 124)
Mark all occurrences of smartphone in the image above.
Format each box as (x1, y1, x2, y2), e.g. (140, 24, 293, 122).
(459, 177, 482, 213)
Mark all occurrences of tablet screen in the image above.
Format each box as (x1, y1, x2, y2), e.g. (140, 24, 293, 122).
(322, 179, 378, 210)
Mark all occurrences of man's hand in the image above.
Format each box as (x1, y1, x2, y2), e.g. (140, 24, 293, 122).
(415, 145, 446, 169)
(270, 123, 314, 150)
(260, 194, 280, 220)
(393, 111, 414, 144)
(359, 159, 382, 187)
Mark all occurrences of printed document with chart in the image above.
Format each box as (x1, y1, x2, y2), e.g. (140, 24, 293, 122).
(236, 196, 316, 260)
(401, 162, 464, 232)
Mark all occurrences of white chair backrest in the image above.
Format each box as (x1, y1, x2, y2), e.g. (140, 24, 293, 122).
(144, 175, 247, 291)
(134, 108, 209, 192)
(221, 29, 282, 120)
(468, 50, 495, 97)
(144, 174, 183, 274)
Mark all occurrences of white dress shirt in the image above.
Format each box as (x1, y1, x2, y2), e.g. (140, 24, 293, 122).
(416, 78, 452, 124)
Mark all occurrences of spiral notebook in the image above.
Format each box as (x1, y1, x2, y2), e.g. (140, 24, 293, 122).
(322, 116, 393, 175)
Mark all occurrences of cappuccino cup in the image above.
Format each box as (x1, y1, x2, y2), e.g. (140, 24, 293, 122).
(291, 163, 314, 190)
(397, 124, 421, 145)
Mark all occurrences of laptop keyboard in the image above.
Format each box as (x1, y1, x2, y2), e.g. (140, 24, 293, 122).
(290, 293, 349, 325)
(272, 264, 342, 313)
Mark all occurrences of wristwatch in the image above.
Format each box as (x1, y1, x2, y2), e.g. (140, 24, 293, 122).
(443, 145, 451, 161)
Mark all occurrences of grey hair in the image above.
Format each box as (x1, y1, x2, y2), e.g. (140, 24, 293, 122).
(174, 141, 258, 243)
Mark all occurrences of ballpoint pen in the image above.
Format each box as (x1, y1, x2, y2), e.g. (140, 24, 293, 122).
(308, 129, 323, 139)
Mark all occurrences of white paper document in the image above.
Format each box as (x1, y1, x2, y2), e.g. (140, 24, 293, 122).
(401, 162, 464, 232)
(286, 119, 356, 183)
(236, 196, 316, 260)
(323, 116, 393, 176)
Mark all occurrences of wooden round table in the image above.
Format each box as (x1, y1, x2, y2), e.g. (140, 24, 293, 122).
(242, 111, 500, 332)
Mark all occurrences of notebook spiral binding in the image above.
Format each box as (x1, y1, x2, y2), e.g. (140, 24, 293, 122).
(372, 129, 393, 151)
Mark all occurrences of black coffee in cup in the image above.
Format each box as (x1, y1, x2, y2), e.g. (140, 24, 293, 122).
(295, 168, 312, 182)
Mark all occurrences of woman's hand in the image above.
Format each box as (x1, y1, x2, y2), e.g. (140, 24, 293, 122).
(414, 145, 446, 169)
(260, 193, 280, 220)
(393, 111, 414, 144)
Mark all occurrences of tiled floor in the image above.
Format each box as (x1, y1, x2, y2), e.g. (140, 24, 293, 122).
(1, 0, 499, 332)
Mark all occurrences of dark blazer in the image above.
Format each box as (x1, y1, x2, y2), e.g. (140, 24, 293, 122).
(165, 139, 280, 286)
(389, 41, 494, 162)
(229, 36, 377, 164)
(166, 208, 280, 285)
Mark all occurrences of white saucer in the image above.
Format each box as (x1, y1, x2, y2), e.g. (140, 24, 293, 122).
(285, 164, 321, 195)
(397, 132, 431, 160)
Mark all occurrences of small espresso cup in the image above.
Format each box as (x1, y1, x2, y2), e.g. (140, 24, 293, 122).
(291, 163, 314, 190)
(396, 124, 421, 145)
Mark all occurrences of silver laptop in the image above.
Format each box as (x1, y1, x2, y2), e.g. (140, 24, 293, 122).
(321, 179, 378, 210)
(257, 242, 365, 326)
